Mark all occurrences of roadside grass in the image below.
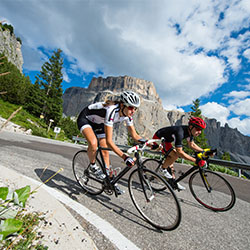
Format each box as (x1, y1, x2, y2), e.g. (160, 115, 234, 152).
(1, 211, 48, 250)
(0, 185, 48, 250)
(0, 99, 68, 141)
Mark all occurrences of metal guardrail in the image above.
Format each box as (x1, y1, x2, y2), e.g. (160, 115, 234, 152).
(72, 136, 250, 172)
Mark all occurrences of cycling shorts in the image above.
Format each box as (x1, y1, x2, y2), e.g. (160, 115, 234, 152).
(77, 112, 105, 139)
(152, 133, 174, 155)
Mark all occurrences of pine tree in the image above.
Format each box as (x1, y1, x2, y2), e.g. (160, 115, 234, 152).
(191, 99, 202, 117)
(190, 98, 208, 149)
(0, 54, 31, 105)
(36, 49, 64, 125)
(24, 81, 45, 117)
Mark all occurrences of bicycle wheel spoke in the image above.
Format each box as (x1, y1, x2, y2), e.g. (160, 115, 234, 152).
(128, 169, 181, 231)
(72, 150, 104, 195)
(189, 170, 235, 211)
(142, 159, 166, 192)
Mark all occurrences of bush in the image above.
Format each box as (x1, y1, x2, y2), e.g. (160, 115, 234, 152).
(58, 117, 80, 140)
(1, 23, 14, 35)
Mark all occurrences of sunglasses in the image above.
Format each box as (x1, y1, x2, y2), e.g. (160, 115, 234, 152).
(127, 106, 137, 111)
(195, 127, 202, 131)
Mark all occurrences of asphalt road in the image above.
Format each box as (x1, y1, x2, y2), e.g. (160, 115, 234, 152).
(0, 131, 250, 250)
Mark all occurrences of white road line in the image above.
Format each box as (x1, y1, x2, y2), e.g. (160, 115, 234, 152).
(27, 177, 140, 250)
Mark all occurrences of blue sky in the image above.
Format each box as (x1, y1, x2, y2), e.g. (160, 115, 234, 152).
(1, 0, 250, 136)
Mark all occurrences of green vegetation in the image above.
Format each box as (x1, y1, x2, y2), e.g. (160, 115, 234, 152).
(182, 98, 209, 154)
(0, 186, 48, 249)
(0, 49, 81, 141)
(0, 98, 80, 140)
(221, 151, 231, 161)
(0, 54, 31, 105)
(208, 163, 238, 177)
(35, 49, 64, 125)
(16, 37, 22, 45)
(0, 23, 14, 35)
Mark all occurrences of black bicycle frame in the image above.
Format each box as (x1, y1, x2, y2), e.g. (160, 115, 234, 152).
(97, 146, 132, 186)
(97, 146, 152, 200)
(174, 165, 199, 183)
(174, 164, 212, 193)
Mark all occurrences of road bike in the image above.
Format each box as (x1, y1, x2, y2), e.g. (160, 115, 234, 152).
(72, 139, 181, 231)
(142, 148, 236, 212)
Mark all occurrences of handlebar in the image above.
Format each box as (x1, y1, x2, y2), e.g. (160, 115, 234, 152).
(127, 138, 163, 154)
(196, 148, 217, 160)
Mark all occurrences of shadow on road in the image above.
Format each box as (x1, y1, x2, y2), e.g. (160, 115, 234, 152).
(34, 167, 162, 232)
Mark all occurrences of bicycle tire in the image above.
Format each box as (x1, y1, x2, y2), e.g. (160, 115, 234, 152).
(142, 158, 167, 191)
(128, 168, 181, 231)
(189, 169, 236, 212)
(72, 150, 104, 195)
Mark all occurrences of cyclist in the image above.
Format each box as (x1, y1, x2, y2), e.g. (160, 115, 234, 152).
(77, 91, 144, 195)
(152, 117, 207, 190)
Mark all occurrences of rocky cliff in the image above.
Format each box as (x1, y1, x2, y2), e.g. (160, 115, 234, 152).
(63, 75, 250, 163)
(0, 25, 23, 72)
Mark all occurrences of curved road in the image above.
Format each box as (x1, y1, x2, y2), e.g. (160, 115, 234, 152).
(0, 131, 249, 250)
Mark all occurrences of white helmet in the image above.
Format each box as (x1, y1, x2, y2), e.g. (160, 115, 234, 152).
(121, 91, 140, 108)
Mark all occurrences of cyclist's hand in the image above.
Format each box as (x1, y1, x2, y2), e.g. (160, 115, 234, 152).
(124, 156, 135, 167)
(195, 158, 206, 168)
(151, 144, 159, 150)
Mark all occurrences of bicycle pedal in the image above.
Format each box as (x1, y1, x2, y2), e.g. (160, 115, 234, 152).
(148, 195, 155, 201)
(104, 188, 113, 195)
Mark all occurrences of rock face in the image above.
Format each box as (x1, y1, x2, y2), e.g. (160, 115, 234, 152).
(63, 75, 250, 163)
(88, 75, 161, 103)
(0, 26, 23, 72)
(205, 119, 250, 163)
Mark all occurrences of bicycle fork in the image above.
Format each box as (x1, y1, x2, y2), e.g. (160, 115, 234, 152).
(138, 169, 155, 202)
(200, 170, 212, 193)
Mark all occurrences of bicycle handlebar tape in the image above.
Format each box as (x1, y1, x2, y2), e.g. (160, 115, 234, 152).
(124, 156, 134, 167)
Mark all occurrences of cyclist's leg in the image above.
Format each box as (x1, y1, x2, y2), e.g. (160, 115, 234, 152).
(81, 126, 98, 164)
(98, 137, 110, 172)
(162, 149, 178, 173)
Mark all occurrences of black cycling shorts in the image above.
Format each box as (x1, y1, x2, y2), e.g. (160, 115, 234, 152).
(77, 109, 105, 138)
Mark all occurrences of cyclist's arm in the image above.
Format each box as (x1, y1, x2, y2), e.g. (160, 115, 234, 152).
(176, 147, 196, 163)
(105, 125, 127, 160)
(127, 125, 142, 142)
(188, 140, 203, 152)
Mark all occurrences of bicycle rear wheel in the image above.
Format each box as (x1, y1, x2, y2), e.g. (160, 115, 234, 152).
(128, 168, 181, 231)
(72, 150, 104, 195)
(142, 158, 162, 172)
(189, 169, 236, 212)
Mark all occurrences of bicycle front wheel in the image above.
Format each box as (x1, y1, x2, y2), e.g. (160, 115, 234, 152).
(142, 158, 166, 191)
(128, 168, 181, 231)
(189, 169, 236, 212)
(72, 150, 104, 195)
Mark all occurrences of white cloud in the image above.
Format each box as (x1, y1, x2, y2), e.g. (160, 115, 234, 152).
(228, 117, 250, 136)
(243, 48, 250, 61)
(229, 98, 250, 116)
(224, 90, 250, 99)
(1, 0, 250, 135)
(62, 69, 70, 83)
(200, 102, 230, 126)
(224, 90, 250, 105)
(164, 104, 184, 112)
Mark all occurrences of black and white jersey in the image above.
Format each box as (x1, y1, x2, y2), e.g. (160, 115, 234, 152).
(83, 102, 133, 127)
